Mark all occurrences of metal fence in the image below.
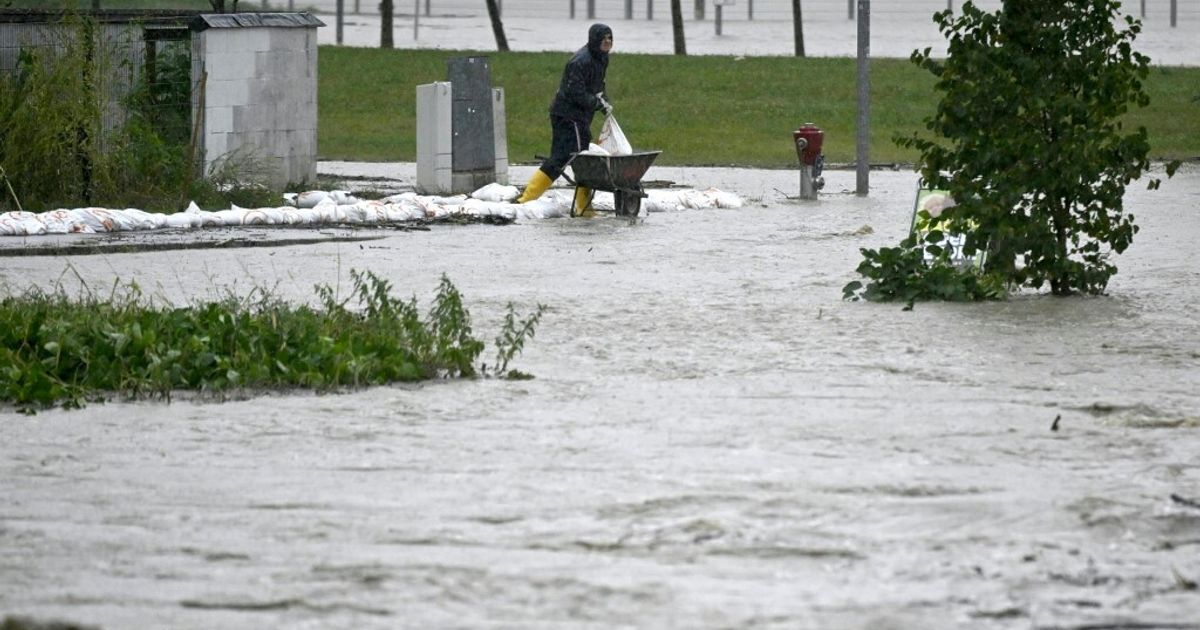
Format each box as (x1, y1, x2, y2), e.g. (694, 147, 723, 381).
(302, 0, 1194, 24)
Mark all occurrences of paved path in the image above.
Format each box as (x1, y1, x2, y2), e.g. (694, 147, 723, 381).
(304, 0, 1198, 65)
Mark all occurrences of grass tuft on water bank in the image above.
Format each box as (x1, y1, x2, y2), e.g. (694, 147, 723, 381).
(1, 271, 545, 412)
(319, 48, 1200, 167)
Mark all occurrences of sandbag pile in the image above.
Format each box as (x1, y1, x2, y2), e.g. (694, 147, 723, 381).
(0, 184, 743, 237)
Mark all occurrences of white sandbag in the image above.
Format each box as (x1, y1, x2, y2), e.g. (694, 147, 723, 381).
(351, 200, 390, 224)
(295, 190, 330, 208)
(277, 207, 308, 225)
(289, 207, 320, 223)
(0, 212, 30, 235)
(383, 203, 424, 222)
(210, 209, 246, 226)
(195, 210, 224, 227)
(71, 208, 118, 232)
(598, 114, 633, 156)
(59, 210, 97, 234)
(4, 211, 47, 236)
(240, 206, 289, 226)
(380, 192, 418, 204)
(39, 210, 78, 234)
(471, 183, 519, 203)
(117, 208, 167, 231)
(309, 201, 339, 223)
(339, 203, 372, 223)
(514, 197, 569, 220)
(331, 190, 359, 205)
(238, 208, 269, 225)
(579, 143, 610, 156)
(705, 188, 744, 208)
(462, 198, 518, 220)
(164, 211, 200, 229)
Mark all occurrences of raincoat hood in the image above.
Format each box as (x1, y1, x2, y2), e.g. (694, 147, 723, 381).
(586, 23, 612, 58)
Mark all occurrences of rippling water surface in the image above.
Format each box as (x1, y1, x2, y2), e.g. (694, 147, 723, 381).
(2, 167, 1198, 629)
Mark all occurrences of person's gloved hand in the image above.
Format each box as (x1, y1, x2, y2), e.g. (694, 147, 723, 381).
(596, 92, 613, 116)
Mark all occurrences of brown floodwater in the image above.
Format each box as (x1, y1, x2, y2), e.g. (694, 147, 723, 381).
(2, 165, 1198, 629)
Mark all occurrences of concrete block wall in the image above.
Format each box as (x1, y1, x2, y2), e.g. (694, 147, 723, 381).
(192, 13, 322, 190)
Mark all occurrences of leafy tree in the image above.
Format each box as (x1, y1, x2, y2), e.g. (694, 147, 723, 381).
(845, 0, 1178, 302)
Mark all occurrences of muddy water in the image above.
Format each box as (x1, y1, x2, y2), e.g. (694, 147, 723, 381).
(2, 167, 1199, 629)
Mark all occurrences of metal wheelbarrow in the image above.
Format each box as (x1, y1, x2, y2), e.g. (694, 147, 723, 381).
(563, 150, 662, 217)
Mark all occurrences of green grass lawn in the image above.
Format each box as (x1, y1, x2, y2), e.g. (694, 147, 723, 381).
(318, 47, 1200, 167)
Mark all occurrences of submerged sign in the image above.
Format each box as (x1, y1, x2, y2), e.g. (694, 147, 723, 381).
(909, 185, 986, 270)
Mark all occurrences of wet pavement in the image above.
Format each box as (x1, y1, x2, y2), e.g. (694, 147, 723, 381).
(305, 0, 1199, 65)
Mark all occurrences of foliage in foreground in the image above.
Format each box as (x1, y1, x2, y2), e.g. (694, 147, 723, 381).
(0, 271, 546, 412)
(845, 0, 1180, 305)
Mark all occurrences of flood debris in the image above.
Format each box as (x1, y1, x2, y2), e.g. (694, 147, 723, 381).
(1170, 494, 1200, 510)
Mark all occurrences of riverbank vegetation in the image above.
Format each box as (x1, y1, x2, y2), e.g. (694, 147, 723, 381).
(318, 47, 1200, 167)
(0, 271, 545, 412)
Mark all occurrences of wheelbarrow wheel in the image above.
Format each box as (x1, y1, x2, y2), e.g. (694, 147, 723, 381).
(614, 191, 642, 217)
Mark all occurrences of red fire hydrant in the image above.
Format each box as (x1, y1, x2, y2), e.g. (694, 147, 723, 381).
(792, 123, 825, 200)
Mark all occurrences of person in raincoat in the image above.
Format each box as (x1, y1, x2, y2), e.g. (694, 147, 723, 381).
(516, 23, 614, 217)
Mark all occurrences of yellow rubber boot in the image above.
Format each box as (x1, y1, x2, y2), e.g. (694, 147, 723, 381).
(573, 186, 596, 218)
(517, 169, 553, 203)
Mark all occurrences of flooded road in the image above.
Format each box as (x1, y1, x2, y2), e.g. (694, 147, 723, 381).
(2, 166, 1199, 629)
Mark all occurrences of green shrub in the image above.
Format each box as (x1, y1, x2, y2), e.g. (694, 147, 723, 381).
(845, 0, 1181, 304)
(1, 272, 546, 412)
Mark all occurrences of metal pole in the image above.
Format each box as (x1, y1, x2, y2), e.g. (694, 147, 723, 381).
(1140, 0, 1145, 18)
(715, 4, 722, 34)
(856, 0, 870, 196)
(336, 0, 344, 43)
(414, 0, 419, 39)
(947, 0, 951, 12)
(588, 0, 596, 19)
(354, 0, 359, 14)
(647, 0, 653, 20)
(570, 0, 576, 19)
(848, 0, 854, 20)
(1170, 0, 1176, 27)
(748, 0, 753, 20)
(426, 0, 431, 16)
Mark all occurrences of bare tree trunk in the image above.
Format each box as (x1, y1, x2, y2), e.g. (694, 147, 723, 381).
(485, 0, 509, 52)
(671, 0, 687, 55)
(381, 0, 394, 49)
(792, 0, 804, 56)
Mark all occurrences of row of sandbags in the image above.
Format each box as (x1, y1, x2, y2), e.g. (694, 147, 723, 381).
(0, 184, 743, 237)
